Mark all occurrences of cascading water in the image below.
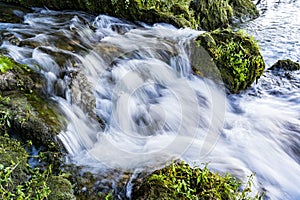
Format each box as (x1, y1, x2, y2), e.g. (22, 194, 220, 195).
(0, 1, 300, 199)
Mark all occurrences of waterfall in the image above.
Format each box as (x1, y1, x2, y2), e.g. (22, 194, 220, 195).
(1, 7, 300, 199)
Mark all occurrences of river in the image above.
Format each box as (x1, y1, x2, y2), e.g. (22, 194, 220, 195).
(0, 1, 300, 199)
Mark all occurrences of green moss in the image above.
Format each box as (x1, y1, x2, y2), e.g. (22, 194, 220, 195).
(195, 28, 265, 93)
(106, 0, 197, 28)
(229, 0, 259, 19)
(190, 0, 233, 31)
(0, 56, 13, 74)
(1, 93, 64, 148)
(47, 176, 76, 200)
(133, 161, 261, 200)
(0, 136, 28, 182)
(0, 135, 76, 199)
(0, 136, 51, 199)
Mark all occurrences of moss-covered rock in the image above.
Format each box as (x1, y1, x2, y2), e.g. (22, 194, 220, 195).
(47, 175, 76, 200)
(190, 0, 233, 31)
(132, 161, 258, 200)
(269, 59, 300, 71)
(190, 0, 258, 30)
(193, 28, 265, 93)
(0, 0, 258, 30)
(229, 0, 259, 21)
(0, 55, 65, 151)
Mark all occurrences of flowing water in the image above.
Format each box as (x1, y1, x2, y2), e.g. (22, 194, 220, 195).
(0, 1, 300, 199)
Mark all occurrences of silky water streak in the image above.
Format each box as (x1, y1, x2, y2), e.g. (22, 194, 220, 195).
(57, 22, 226, 169)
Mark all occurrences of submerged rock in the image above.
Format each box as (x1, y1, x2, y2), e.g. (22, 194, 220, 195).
(0, 0, 258, 30)
(267, 59, 300, 79)
(269, 59, 300, 71)
(193, 28, 265, 93)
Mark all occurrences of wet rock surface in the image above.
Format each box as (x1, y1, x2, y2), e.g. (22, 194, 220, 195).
(269, 59, 300, 71)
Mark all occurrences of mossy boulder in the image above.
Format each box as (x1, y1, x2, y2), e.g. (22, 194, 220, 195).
(193, 28, 265, 93)
(132, 161, 258, 199)
(0, 55, 65, 151)
(0, 0, 258, 30)
(269, 59, 300, 71)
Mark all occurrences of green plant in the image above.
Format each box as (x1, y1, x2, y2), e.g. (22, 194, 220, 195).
(142, 161, 262, 199)
(0, 161, 52, 200)
(0, 110, 11, 129)
(214, 39, 250, 82)
(0, 56, 13, 74)
(0, 95, 10, 104)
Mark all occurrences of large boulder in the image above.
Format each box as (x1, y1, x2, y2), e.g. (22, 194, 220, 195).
(0, 0, 259, 30)
(192, 28, 265, 93)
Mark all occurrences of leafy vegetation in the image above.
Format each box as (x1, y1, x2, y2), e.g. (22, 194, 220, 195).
(0, 162, 52, 199)
(195, 28, 265, 93)
(0, 135, 75, 200)
(133, 161, 262, 199)
(0, 136, 51, 199)
(0, 56, 13, 74)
